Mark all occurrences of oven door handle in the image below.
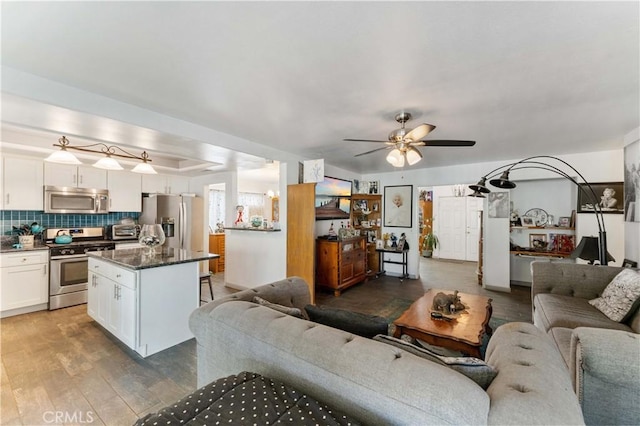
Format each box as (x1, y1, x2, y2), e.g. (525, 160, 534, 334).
(50, 254, 89, 260)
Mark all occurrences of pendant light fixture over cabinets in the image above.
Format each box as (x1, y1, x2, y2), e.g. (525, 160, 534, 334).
(45, 136, 157, 174)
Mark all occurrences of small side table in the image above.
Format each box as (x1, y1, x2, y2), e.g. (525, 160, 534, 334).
(376, 248, 409, 280)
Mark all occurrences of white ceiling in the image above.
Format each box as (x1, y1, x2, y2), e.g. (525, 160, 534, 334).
(1, 1, 638, 174)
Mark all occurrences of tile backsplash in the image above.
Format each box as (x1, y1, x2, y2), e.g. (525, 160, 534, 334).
(1, 210, 140, 237)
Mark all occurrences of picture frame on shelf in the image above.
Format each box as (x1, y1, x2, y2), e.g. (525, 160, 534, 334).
(622, 258, 638, 268)
(529, 234, 548, 250)
(376, 239, 384, 249)
(369, 181, 379, 194)
(549, 234, 575, 253)
(577, 182, 624, 214)
(558, 216, 571, 227)
(521, 216, 536, 227)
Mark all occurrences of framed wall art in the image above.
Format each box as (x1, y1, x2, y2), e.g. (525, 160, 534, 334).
(383, 185, 413, 228)
(577, 182, 624, 214)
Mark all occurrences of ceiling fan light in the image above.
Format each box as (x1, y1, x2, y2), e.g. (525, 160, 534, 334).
(386, 149, 405, 167)
(131, 162, 157, 174)
(406, 147, 422, 165)
(45, 149, 82, 165)
(93, 156, 124, 170)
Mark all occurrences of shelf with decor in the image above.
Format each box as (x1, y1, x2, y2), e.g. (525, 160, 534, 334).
(509, 225, 576, 258)
(350, 194, 382, 277)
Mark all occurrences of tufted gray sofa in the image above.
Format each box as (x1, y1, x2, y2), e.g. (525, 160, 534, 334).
(531, 261, 640, 426)
(189, 277, 584, 425)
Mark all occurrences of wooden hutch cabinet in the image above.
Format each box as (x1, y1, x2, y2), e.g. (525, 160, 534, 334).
(208, 233, 225, 273)
(316, 236, 367, 296)
(350, 194, 382, 276)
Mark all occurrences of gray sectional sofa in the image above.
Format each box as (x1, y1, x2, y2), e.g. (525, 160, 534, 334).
(188, 277, 584, 425)
(531, 261, 640, 426)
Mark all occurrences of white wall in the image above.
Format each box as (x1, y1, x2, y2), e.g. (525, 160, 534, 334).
(624, 127, 640, 265)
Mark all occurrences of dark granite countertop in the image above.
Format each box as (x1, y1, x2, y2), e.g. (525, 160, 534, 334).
(0, 243, 49, 254)
(87, 248, 220, 270)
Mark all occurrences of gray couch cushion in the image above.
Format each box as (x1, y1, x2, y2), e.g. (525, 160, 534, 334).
(571, 328, 640, 426)
(373, 334, 497, 389)
(534, 293, 632, 332)
(485, 322, 584, 425)
(548, 327, 573, 368)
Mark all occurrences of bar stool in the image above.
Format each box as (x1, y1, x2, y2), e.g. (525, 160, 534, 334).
(200, 271, 214, 304)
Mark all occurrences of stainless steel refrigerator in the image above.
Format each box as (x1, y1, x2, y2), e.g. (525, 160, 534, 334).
(140, 193, 204, 251)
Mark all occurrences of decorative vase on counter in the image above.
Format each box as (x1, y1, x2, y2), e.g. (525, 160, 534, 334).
(138, 224, 166, 255)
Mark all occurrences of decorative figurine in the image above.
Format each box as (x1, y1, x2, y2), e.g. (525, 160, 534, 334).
(432, 290, 465, 315)
(234, 205, 244, 226)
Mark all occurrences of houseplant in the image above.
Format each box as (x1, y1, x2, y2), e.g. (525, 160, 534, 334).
(421, 233, 439, 258)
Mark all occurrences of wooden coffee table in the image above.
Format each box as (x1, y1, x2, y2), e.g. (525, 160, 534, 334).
(393, 289, 493, 358)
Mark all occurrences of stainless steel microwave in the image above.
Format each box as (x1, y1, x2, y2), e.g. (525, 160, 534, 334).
(44, 186, 110, 214)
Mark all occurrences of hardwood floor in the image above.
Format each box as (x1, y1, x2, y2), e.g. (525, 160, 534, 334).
(1, 258, 531, 425)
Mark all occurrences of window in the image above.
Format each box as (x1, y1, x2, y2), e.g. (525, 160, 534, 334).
(208, 189, 266, 229)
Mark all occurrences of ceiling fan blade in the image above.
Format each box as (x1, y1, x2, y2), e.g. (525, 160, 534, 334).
(354, 146, 393, 157)
(344, 138, 390, 143)
(420, 140, 476, 147)
(404, 123, 436, 142)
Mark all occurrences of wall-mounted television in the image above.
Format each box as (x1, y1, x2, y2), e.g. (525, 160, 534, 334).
(315, 176, 351, 220)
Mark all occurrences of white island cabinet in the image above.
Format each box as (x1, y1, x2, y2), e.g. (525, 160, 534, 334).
(87, 248, 218, 357)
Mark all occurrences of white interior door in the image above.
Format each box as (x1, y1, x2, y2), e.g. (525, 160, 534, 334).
(438, 197, 467, 260)
(465, 198, 483, 261)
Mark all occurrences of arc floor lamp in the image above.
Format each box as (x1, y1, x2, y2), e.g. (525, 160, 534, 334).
(468, 155, 612, 266)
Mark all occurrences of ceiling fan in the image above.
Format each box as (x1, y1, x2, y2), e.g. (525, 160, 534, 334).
(344, 112, 476, 167)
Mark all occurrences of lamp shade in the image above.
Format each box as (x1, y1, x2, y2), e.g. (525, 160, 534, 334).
(489, 171, 517, 189)
(45, 150, 82, 165)
(131, 162, 157, 174)
(570, 236, 615, 264)
(405, 147, 422, 166)
(93, 156, 124, 170)
(386, 149, 405, 167)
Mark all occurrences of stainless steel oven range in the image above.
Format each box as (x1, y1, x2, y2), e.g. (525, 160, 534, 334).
(45, 227, 115, 310)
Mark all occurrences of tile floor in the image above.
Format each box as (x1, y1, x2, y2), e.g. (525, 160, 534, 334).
(1, 258, 531, 425)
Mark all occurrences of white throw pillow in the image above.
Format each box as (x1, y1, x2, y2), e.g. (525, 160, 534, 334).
(589, 268, 640, 322)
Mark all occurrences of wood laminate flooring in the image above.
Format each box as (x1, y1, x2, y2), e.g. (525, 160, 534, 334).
(1, 258, 531, 425)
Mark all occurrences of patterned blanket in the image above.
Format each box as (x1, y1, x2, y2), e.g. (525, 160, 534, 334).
(134, 371, 360, 426)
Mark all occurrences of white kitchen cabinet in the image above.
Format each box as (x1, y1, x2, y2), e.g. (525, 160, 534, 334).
(0, 250, 49, 317)
(108, 282, 136, 348)
(88, 270, 109, 324)
(142, 174, 190, 194)
(107, 170, 142, 212)
(88, 258, 137, 350)
(44, 163, 107, 189)
(2, 156, 44, 210)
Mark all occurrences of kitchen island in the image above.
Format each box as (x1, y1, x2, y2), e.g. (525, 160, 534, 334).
(87, 248, 219, 357)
